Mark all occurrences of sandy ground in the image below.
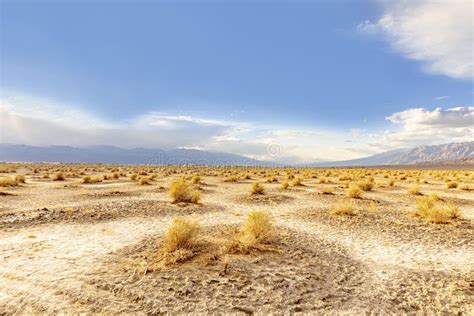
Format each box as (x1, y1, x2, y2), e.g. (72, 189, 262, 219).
(0, 167, 473, 314)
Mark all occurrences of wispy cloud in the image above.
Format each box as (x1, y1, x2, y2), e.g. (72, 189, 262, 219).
(358, 0, 473, 80)
(433, 96, 450, 101)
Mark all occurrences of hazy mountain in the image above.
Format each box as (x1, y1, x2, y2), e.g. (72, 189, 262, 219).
(0, 144, 275, 166)
(1, 142, 472, 167)
(313, 142, 474, 167)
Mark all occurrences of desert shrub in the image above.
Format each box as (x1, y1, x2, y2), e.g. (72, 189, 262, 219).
(243, 173, 252, 180)
(169, 179, 201, 204)
(250, 182, 265, 195)
(138, 176, 150, 185)
(446, 181, 458, 189)
(42, 172, 50, 179)
(52, 172, 65, 181)
(320, 186, 334, 194)
(129, 173, 138, 181)
(460, 184, 472, 191)
(388, 179, 395, 187)
(14, 174, 26, 183)
(414, 196, 460, 224)
(266, 175, 278, 183)
(291, 177, 303, 186)
(164, 217, 200, 252)
(230, 210, 275, 253)
(112, 172, 120, 179)
(318, 177, 328, 184)
(82, 175, 102, 184)
(331, 201, 357, 216)
(0, 177, 18, 187)
(369, 200, 378, 212)
(191, 174, 201, 184)
(357, 180, 373, 191)
(82, 175, 92, 183)
(224, 175, 239, 182)
(346, 184, 362, 198)
(408, 184, 421, 195)
(281, 180, 289, 189)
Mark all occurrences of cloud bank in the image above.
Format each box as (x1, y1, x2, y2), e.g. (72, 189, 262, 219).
(358, 0, 473, 80)
(1, 96, 473, 163)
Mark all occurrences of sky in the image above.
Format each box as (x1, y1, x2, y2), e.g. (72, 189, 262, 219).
(0, 0, 473, 163)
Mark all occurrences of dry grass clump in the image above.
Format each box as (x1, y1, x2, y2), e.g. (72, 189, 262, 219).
(224, 175, 239, 182)
(318, 176, 328, 184)
(129, 173, 138, 181)
(388, 179, 395, 187)
(320, 186, 334, 194)
(357, 179, 374, 191)
(330, 201, 357, 216)
(163, 217, 201, 253)
(250, 182, 265, 195)
(52, 172, 65, 181)
(229, 210, 275, 253)
(42, 172, 50, 179)
(346, 184, 362, 199)
(413, 196, 461, 224)
(460, 184, 472, 191)
(169, 179, 201, 204)
(408, 184, 422, 195)
(446, 181, 458, 189)
(112, 172, 120, 179)
(266, 175, 278, 183)
(138, 176, 151, 185)
(191, 174, 201, 184)
(0, 177, 19, 187)
(368, 200, 378, 212)
(291, 177, 303, 186)
(281, 180, 289, 190)
(14, 174, 26, 183)
(81, 175, 103, 184)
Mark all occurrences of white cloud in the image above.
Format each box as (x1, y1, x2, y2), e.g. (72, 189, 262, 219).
(370, 106, 474, 150)
(434, 96, 450, 101)
(359, 0, 473, 80)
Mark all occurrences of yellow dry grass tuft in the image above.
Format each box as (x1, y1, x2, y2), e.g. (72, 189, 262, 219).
(163, 217, 201, 253)
(52, 172, 65, 181)
(250, 182, 265, 195)
(346, 184, 362, 199)
(408, 184, 422, 195)
(0, 177, 19, 187)
(169, 178, 201, 204)
(231, 210, 275, 253)
(413, 196, 461, 224)
(331, 201, 357, 216)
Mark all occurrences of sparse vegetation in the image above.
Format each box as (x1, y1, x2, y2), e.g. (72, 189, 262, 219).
(347, 184, 362, 198)
(169, 179, 201, 204)
(414, 196, 460, 224)
(250, 182, 265, 195)
(331, 201, 357, 216)
(163, 217, 201, 253)
(52, 172, 65, 181)
(230, 210, 275, 253)
(408, 184, 422, 195)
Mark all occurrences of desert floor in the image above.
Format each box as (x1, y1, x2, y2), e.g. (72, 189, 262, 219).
(0, 167, 473, 314)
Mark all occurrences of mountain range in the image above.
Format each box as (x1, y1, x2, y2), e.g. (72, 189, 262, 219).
(0, 142, 472, 167)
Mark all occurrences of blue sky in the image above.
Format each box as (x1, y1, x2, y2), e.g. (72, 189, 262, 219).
(1, 0, 473, 162)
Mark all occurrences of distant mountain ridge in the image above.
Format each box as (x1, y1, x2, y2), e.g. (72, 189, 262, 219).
(0, 144, 271, 166)
(0, 142, 472, 166)
(314, 142, 474, 167)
